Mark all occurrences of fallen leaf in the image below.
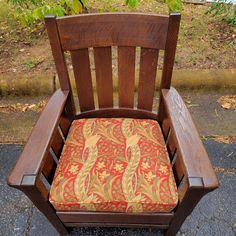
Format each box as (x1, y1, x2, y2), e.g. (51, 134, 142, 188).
(221, 102, 231, 109)
(38, 100, 47, 108)
(187, 104, 199, 108)
(213, 166, 236, 175)
(22, 106, 28, 112)
(212, 136, 236, 144)
(218, 95, 236, 110)
(0, 100, 47, 113)
(28, 104, 36, 109)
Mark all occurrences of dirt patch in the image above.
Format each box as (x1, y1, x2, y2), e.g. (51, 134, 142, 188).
(0, 1, 236, 77)
(0, 35, 54, 75)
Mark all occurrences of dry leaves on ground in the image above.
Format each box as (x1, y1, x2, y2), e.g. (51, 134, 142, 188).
(218, 95, 236, 110)
(0, 100, 47, 113)
(212, 135, 236, 144)
(214, 167, 236, 175)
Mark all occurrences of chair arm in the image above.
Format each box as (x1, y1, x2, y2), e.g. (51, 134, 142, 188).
(7, 89, 69, 188)
(161, 87, 219, 191)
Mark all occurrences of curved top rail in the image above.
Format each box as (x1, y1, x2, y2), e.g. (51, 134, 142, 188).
(53, 13, 170, 50)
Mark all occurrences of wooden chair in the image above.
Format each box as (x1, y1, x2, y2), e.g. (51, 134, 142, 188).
(8, 13, 219, 236)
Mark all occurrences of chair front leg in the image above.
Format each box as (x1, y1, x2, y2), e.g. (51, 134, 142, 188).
(20, 175, 68, 235)
(165, 177, 206, 236)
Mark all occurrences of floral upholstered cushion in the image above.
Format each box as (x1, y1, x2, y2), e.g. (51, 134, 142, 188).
(49, 118, 178, 213)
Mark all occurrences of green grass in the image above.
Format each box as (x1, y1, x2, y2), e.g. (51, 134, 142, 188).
(22, 57, 44, 70)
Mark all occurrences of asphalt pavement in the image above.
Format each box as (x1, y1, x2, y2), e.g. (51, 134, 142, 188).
(0, 140, 235, 236)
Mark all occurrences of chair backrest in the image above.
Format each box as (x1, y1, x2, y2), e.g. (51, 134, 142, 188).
(45, 13, 180, 115)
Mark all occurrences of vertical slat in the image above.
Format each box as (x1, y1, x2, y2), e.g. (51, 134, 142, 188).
(45, 15, 75, 117)
(51, 128, 64, 157)
(40, 173, 51, 191)
(160, 13, 181, 89)
(42, 152, 56, 184)
(173, 150, 185, 184)
(137, 48, 159, 111)
(167, 133, 176, 157)
(161, 118, 170, 139)
(41, 128, 64, 183)
(177, 175, 188, 202)
(165, 128, 171, 145)
(171, 151, 177, 166)
(71, 49, 95, 112)
(118, 46, 136, 108)
(94, 46, 113, 108)
(59, 113, 71, 138)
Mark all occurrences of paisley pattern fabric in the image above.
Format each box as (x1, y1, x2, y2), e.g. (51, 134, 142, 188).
(49, 118, 178, 213)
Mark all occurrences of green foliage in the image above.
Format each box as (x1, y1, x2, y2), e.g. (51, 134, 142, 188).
(125, 0, 183, 12)
(8, 0, 84, 26)
(166, 0, 183, 12)
(9, 0, 184, 27)
(125, 0, 139, 8)
(206, 0, 236, 26)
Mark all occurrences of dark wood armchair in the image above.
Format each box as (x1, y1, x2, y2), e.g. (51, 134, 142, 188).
(8, 13, 219, 236)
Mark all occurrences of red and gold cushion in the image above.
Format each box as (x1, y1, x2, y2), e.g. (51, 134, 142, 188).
(49, 118, 178, 213)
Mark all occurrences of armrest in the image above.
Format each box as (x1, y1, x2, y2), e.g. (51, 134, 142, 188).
(161, 87, 219, 190)
(8, 89, 69, 187)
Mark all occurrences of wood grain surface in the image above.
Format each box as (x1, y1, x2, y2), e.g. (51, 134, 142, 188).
(71, 49, 95, 111)
(57, 13, 169, 50)
(8, 89, 69, 186)
(161, 87, 219, 189)
(118, 46, 136, 108)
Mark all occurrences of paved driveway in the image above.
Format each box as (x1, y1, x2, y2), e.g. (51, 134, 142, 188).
(0, 141, 235, 236)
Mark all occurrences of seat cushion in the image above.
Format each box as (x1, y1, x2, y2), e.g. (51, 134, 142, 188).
(49, 118, 178, 213)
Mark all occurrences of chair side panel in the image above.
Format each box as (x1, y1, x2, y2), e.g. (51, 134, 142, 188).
(162, 117, 185, 186)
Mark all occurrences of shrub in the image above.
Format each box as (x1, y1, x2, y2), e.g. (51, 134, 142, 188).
(9, 0, 183, 27)
(206, 0, 236, 27)
(8, 0, 85, 26)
